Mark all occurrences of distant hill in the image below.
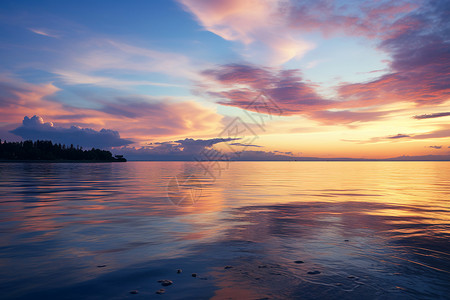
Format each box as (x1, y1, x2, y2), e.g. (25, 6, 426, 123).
(386, 154, 450, 161)
(0, 140, 126, 162)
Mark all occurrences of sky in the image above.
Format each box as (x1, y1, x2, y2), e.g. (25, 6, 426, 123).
(0, 0, 449, 160)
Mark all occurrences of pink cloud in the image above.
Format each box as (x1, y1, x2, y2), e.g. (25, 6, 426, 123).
(178, 0, 314, 64)
(197, 1, 449, 125)
(202, 64, 333, 115)
(338, 4, 450, 107)
(0, 76, 223, 144)
(286, 0, 420, 39)
(200, 64, 389, 124)
(179, 0, 420, 65)
(28, 28, 60, 38)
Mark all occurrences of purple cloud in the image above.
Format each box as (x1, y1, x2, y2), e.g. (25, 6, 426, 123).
(339, 0, 450, 107)
(387, 134, 411, 139)
(120, 137, 238, 161)
(344, 126, 450, 144)
(11, 116, 132, 148)
(198, 1, 449, 125)
(203, 65, 332, 116)
(229, 142, 262, 148)
(413, 112, 450, 119)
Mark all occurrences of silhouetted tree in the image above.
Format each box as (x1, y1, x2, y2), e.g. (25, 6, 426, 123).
(0, 140, 126, 161)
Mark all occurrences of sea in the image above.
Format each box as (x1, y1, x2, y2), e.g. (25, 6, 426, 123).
(0, 161, 449, 299)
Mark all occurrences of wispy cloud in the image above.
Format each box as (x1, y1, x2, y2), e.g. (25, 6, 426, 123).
(229, 142, 262, 148)
(343, 126, 450, 144)
(428, 145, 442, 149)
(387, 133, 411, 139)
(178, 0, 314, 65)
(413, 112, 450, 119)
(52, 39, 201, 91)
(28, 28, 60, 38)
(54, 70, 187, 89)
(178, 0, 419, 65)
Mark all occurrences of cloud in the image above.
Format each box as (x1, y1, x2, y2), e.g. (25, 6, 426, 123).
(342, 133, 412, 144)
(119, 137, 238, 160)
(0, 75, 64, 124)
(228, 142, 262, 148)
(11, 116, 132, 148)
(387, 133, 410, 139)
(196, 1, 449, 125)
(117, 137, 297, 161)
(307, 110, 386, 125)
(337, 0, 450, 107)
(28, 28, 60, 38)
(173, 137, 239, 154)
(200, 64, 387, 124)
(202, 64, 333, 113)
(286, 0, 419, 39)
(428, 145, 442, 149)
(343, 126, 450, 144)
(54, 70, 186, 89)
(64, 39, 198, 82)
(179, 0, 420, 65)
(0, 75, 224, 144)
(412, 128, 450, 140)
(98, 97, 224, 139)
(230, 150, 295, 161)
(413, 112, 450, 119)
(178, 0, 314, 65)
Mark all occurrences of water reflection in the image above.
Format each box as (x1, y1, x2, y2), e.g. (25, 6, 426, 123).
(0, 162, 449, 299)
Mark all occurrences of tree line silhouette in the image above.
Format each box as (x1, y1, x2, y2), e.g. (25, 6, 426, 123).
(0, 140, 126, 161)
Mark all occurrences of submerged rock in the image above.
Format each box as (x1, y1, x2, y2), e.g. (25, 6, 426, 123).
(294, 260, 304, 264)
(156, 289, 165, 294)
(307, 271, 321, 275)
(157, 279, 173, 286)
(129, 290, 139, 294)
(191, 273, 197, 277)
(224, 266, 233, 269)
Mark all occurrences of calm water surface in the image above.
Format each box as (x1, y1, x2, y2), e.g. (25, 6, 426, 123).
(0, 162, 449, 299)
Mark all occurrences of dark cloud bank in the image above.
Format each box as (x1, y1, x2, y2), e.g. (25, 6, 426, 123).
(10, 116, 132, 148)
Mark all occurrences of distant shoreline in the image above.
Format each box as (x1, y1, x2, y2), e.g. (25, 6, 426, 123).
(0, 160, 126, 163)
(126, 159, 450, 162)
(1, 159, 448, 163)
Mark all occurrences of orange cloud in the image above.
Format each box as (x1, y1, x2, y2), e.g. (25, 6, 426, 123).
(0, 76, 223, 145)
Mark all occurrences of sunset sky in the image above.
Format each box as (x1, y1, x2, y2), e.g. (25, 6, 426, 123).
(0, 0, 449, 160)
